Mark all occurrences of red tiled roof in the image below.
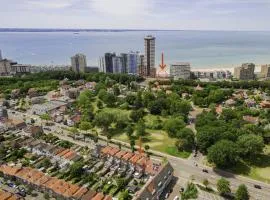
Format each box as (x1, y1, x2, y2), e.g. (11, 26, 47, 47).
(103, 195, 113, 200)
(101, 146, 112, 154)
(107, 147, 120, 156)
(115, 151, 127, 159)
(122, 152, 134, 161)
(56, 149, 70, 157)
(92, 193, 105, 200)
(0, 165, 85, 199)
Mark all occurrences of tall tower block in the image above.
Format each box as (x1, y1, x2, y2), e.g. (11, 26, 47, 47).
(144, 35, 156, 76)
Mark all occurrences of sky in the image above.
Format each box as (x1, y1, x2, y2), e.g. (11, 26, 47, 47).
(0, 0, 270, 30)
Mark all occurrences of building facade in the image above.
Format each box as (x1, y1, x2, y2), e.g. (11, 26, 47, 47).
(261, 64, 270, 79)
(127, 51, 140, 74)
(137, 54, 146, 76)
(120, 53, 128, 74)
(0, 59, 12, 75)
(104, 52, 116, 73)
(170, 62, 191, 80)
(144, 35, 156, 76)
(112, 56, 123, 74)
(234, 63, 255, 80)
(71, 54, 87, 73)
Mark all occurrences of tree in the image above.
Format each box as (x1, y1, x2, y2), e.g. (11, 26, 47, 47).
(113, 85, 120, 96)
(126, 125, 134, 139)
(163, 117, 185, 137)
(94, 111, 114, 134)
(149, 98, 167, 115)
(79, 121, 92, 140)
(176, 128, 195, 150)
(237, 134, 264, 158)
(203, 179, 209, 189)
(207, 140, 239, 168)
(144, 144, 150, 151)
(217, 178, 231, 196)
(69, 161, 84, 178)
(181, 182, 198, 200)
(130, 109, 145, 122)
(136, 120, 146, 137)
(235, 184, 249, 200)
(97, 100, 103, 109)
(175, 139, 190, 152)
(103, 92, 116, 107)
(130, 137, 136, 152)
(118, 190, 129, 200)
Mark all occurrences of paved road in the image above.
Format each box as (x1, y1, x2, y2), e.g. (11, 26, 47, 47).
(8, 110, 270, 200)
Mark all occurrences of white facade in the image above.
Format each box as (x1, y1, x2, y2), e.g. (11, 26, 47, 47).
(71, 53, 87, 73)
(170, 62, 191, 80)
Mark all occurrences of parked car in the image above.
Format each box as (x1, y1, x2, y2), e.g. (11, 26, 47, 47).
(165, 193, 170, 199)
(202, 169, 209, 173)
(254, 184, 262, 189)
(173, 196, 179, 200)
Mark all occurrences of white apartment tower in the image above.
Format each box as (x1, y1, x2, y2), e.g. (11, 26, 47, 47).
(170, 62, 191, 80)
(144, 35, 155, 76)
(71, 54, 87, 73)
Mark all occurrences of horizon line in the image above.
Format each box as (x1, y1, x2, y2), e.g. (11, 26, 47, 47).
(0, 28, 270, 32)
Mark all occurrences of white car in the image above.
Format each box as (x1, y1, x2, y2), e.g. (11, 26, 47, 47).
(173, 196, 179, 200)
(165, 193, 170, 199)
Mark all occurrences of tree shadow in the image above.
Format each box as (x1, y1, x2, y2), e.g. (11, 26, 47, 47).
(245, 154, 270, 168)
(213, 161, 251, 178)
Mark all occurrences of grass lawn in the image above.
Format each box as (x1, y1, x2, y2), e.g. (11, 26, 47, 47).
(113, 129, 191, 159)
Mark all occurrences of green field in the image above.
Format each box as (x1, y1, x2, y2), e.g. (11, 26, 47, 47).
(113, 129, 191, 159)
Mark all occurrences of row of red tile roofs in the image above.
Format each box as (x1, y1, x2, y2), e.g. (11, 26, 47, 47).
(0, 165, 111, 200)
(101, 146, 161, 175)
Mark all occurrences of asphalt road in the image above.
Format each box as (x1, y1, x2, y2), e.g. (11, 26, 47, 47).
(8, 109, 270, 200)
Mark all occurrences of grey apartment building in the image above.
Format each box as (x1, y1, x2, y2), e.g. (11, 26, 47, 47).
(71, 53, 87, 73)
(170, 62, 191, 80)
(234, 63, 255, 80)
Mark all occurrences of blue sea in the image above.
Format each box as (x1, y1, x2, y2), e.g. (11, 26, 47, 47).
(1, 30, 270, 69)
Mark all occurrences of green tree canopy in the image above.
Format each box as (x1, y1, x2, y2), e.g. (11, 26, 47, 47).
(217, 178, 231, 196)
(163, 117, 186, 137)
(235, 184, 249, 200)
(237, 134, 264, 157)
(207, 140, 239, 168)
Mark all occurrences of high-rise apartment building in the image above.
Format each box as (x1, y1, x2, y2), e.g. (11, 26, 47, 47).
(137, 54, 146, 76)
(71, 54, 87, 73)
(144, 35, 155, 76)
(234, 63, 255, 80)
(112, 56, 123, 74)
(261, 64, 270, 78)
(170, 62, 191, 80)
(104, 53, 116, 73)
(120, 53, 128, 74)
(127, 51, 140, 74)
